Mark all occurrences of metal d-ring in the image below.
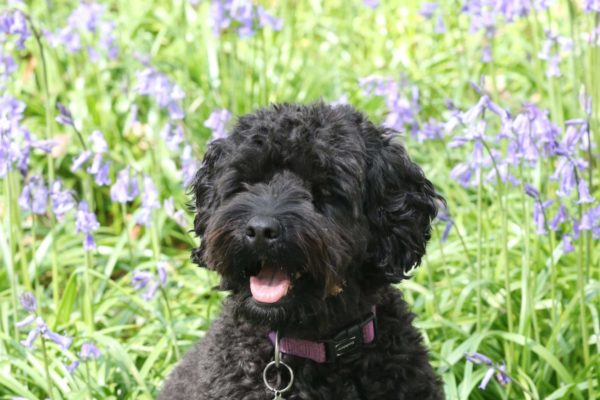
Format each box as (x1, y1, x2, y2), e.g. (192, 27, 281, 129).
(263, 331, 294, 396)
(262, 360, 294, 395)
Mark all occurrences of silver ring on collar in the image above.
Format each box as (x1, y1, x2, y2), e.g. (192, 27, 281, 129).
(262, 360, 294, 394)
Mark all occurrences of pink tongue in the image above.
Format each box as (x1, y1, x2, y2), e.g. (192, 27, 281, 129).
(250, 265, 291, 303)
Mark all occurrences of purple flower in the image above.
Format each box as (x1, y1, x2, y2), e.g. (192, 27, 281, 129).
(161, 123, 185, 151)
(577, 180, 594, 204)
(580, 204, 600, 239)
(71, 150, 92, 172)
(50, 180, 75, 220)
(132, 263, 168, 300)
(434, 14, 446, 34)
(19, 292, 37, 312)
(135, 68, 185, 120)
(164, 197, 188, 229)
(110, 168, 139, 203)
(75, 201, 100, 250)
(56, 102, 74, 127)
(416, 119, 444, 142)
(15, 314, 36, 329)
(479, 367, 496, 390)
(583, 0, 600, 13)
(19, 175, 48, 215)
(204, 109, 232, 140)
(549, 204, 568, 231)
(135, 175, 160, 225)
(131, 270, 154, 290)
(20, 322, 40, 348)
(552, 158, 576, 198)
(524, 184, 540, 199)
(79, 342, 101, 359)
(93, 160, 111, 186)
(87, 154, 111, 186)
(181, 144, 200, 186)
(157, 261, 168, 286)
(0, 10, 30, 49)
(46, 3, 118, 61)
(18, 316, 72, 351)
(562, 235, 574, 253)
(419, 3, 439, 19)
(465, 352, 511, 390)
(450, 162, 473, 188)
(66, 360, 80, 374)
(45, 330, 73, 350)
(88, 130, 108, 153)
(363, 0, 380, 9)
(256, 6, 283, 31)
(533, 199, 553, 235)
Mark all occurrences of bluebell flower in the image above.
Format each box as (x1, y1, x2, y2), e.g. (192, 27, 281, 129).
(524, 184, 540, 199)
(161, 123, 185, 151)
(16, 293, 73, 351)
(0, 9, 30, 49)
(18, 175, 48, 215)
(56, 102, 74, 127)
(19, 292, 37, 312)
(579, 204, 600, 239)
(583, 0, 600, 13)
(46, 2, 118, 61)
(164, 197, 188, 229)
(135, 68, 185, 120)
(434, 14, 446, 34)
(70, 150, 92, 172)
(66, 360, 80, 374)
(50, 180, 75, 220)
(79, 342, 101, 359)
(132, 264, 168, 300)
(533, 199, 553, 235)
(135, 175, 160, 226)
(549, 204, 568, 231)
(419, 3, 439, 19)
(465, 352, 511, 390)
(75, 201, 100, 250)
(562, 235, 574, 253)
(110, 168, 139, 203)
(204, 109, 232, 141)
(256, 6, 283, 31)
(180, 145, 200, 187)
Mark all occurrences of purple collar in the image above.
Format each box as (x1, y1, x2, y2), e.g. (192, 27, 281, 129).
(268, 307, 377, 363)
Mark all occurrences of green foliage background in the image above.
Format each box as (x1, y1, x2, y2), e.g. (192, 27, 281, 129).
(1, 1, 599, 399)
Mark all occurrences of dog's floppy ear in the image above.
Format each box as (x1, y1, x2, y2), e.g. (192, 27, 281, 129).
(189, 139, 228, 266)
(364, 128, 441, 284)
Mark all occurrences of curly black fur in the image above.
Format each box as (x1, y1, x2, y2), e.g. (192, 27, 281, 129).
(160, 102, 444, 399)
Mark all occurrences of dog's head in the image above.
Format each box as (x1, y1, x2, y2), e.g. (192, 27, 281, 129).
(190, 103, 441, 329)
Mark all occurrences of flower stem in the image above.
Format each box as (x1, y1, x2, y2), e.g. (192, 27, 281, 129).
(150, 220, 180, 359)
(83, 251, 94, 332)
(476, 167, 483, 331)
(39, 334, 56, 400)
(4, 175, 20, 340)
(27, 15, 61, 310)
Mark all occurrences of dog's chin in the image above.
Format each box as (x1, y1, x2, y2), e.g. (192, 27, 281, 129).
(232, 289, 296, 328)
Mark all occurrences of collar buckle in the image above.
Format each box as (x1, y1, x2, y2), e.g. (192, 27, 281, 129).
(324, 311, 376, 362)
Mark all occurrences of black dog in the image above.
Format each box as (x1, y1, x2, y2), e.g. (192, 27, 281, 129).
(159, 102, 444, 399)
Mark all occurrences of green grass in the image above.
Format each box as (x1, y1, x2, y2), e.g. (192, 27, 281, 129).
(0, 1, 599, 399)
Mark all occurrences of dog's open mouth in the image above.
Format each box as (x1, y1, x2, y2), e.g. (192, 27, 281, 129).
(249, 264, 291, 304)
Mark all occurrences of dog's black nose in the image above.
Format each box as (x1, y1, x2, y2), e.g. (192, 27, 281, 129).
(245, 216, 280, 245)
